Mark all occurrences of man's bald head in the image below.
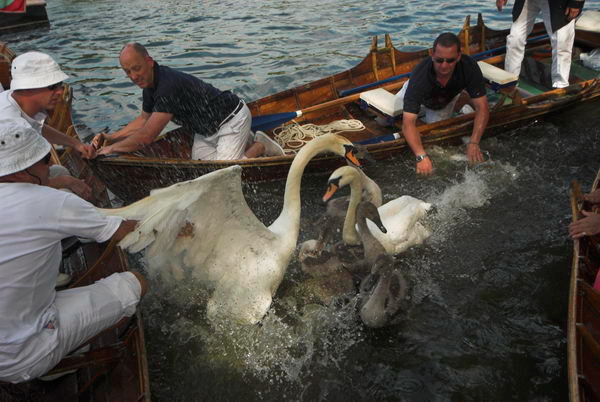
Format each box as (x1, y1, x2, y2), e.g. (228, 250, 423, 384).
(119, 42, 155, 89)
(120, 42, 150, 59)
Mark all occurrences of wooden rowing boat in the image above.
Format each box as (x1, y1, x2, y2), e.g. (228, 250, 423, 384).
(569, 168, 600, 402)
(0, 0, 49, 34)
(0, 44, 151, 401)
(0, 240, 151, 401)
(87, 13, 600, 204)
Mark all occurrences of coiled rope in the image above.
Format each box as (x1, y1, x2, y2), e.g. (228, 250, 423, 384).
(273, 119, 365, 154)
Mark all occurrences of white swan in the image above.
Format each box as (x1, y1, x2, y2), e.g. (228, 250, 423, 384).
(320, 166, 383, 245)
(100, 134, 360, 325)
(324, 166, 382, 222)
(323, 166, 432, 254)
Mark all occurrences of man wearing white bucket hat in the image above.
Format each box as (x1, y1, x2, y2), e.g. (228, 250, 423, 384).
(0, 51, 94, 199)
(0, 118, 148, 383)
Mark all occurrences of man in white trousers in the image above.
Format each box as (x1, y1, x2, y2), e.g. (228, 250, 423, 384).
(496, 0, 585, 88)
(0, 119, 147, 383)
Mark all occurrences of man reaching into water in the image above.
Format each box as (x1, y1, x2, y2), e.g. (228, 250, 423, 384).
(93, 43, 282, 159)
(396, 32, 489, 175)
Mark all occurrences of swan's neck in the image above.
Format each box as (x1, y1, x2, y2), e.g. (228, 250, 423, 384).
(269, 144, 322, 239)
(357, 218, 386, 264)
(342, 178, 363, 245)
(359, 171, 382, 207)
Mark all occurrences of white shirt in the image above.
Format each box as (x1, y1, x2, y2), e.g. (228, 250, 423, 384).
(0, 183, 123, 375)
(0, 90, 46, 134)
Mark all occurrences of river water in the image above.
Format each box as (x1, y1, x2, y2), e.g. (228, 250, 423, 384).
(3, 1, 600, 401)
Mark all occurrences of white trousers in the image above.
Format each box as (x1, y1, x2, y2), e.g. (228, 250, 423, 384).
(396, 80, 461, 123)
(1, 272, 141, 383)
(191, 103, 253, 160)
(504, 0, 575, 88)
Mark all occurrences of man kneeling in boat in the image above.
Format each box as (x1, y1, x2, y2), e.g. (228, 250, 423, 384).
(396, 32, 489, 175)
(0, 51, 95, 199)
(93, 43, 282, 159)
(0, 119, 148, 383)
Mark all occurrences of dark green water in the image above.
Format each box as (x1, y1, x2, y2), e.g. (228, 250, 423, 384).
(3, 1, 600, 400)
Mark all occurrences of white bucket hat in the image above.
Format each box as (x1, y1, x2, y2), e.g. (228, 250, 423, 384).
(10, 51, 69, 91)
(0, 118, 51, 176)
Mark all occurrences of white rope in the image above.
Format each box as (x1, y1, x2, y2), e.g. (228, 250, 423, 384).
(272, 119, 365, 154)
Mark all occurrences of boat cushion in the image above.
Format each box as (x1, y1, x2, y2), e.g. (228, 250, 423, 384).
(359, 88, 404, 117)
(477, 61, 518, 89)
(576, 10, 600, 32)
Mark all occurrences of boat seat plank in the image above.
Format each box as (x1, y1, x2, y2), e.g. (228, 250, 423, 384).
(576, 10, 600, 33)
(477, 61, 518, 90)
(359, 88, 403, 118)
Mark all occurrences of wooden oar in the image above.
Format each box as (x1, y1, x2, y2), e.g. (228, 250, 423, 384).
(251, 79, 406, 132)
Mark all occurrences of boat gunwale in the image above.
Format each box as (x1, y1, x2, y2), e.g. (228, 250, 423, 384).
(568, 167, 600, 402)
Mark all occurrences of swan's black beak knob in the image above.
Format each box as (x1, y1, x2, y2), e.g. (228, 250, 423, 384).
(344, 145, 361, 167)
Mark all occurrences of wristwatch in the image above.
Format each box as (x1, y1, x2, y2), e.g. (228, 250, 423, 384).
(415, 154, 428, 162)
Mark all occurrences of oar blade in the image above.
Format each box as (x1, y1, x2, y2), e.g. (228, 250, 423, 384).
(251, 111, 299, 132)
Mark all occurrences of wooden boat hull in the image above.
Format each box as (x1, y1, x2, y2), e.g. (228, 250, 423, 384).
(87, 14, 600, 204)
(569, 169, 600, 402)
(0, 0, 49, 34)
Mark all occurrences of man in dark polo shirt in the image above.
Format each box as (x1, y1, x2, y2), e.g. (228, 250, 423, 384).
(396, 32, 489, 175)
(93, 43, 281, 159)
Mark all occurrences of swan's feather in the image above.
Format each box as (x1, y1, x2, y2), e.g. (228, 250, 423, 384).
(100, 166, 282, 323)
(368, 196, 431, 254)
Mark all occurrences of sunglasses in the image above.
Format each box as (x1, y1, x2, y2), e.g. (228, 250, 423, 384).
(42, 153, 51, 165)
(47, 82, 63, 91)
(432, 57, 457, 64)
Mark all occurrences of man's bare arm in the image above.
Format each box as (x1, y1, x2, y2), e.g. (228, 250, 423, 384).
(97, 112, 172, 154)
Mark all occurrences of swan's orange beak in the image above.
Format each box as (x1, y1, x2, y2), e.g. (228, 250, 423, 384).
(344, 145, 361, 167)
(322, 183, 339, 203)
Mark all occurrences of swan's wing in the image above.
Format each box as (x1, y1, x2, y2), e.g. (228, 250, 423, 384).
(100, 166, 290, 324)
(99, 165, 268, 276)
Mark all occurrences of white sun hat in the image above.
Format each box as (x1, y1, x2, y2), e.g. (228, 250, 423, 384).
(0, 118, 51, 176)
(10, 51, 69, 91)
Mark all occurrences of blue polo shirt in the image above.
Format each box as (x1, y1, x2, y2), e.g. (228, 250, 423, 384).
(403, 55, 486, 114)
(142, 62, 240, 136)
